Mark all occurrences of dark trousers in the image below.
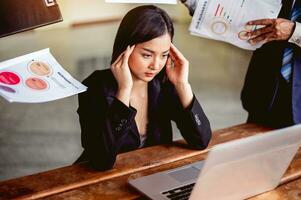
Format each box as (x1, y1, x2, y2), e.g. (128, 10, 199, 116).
(247, 76, 294, 128)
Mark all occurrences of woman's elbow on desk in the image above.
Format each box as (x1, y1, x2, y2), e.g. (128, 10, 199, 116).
(85, 149, 117, 171)
(189, 120, 212, 150)
(89, 156, 116, 171)
(195, 129, 212, 150)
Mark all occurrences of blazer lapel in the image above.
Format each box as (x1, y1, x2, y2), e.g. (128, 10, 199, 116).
(292, 57, 301, 123)
(292, 0, 301, 123)
(146, 78, 162, 145)
(279, 0, 294, 19)
(148, 78, 161, 114)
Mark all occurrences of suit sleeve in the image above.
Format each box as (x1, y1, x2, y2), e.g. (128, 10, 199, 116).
(181, 0, 198, 16)
(164, 82, 212, 149)
(77, 82, 137, 170)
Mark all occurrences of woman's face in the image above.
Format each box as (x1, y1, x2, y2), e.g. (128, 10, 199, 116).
(128, 33, 171, 82)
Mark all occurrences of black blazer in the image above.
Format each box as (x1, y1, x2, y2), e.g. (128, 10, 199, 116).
(241, 0, 301, 128)
(75, 69, 212, 170)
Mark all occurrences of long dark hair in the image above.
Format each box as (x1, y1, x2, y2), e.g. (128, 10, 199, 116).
(111, 5, 174, 64)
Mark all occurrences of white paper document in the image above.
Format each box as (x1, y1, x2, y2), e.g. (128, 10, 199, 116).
(190, 0, 282, 50)
(0, 49, 87, 103)
(106, 0, 176, 4)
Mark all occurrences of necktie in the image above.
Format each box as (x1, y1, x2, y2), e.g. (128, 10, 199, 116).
(281, 0, 301, 82)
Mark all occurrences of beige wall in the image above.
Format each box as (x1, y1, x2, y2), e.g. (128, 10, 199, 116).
(59, 0, 129, 23)
(39, 1, 192, 30)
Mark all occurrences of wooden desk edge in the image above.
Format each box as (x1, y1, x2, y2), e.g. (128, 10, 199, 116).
(0, 123, 274, 200)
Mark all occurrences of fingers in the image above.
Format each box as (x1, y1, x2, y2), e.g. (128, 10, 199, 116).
(265, 32, 277, 42)
(112, 52, 124, 67)
(249, 32, 274, 44)
(168, 50, 177, 65)
(124, 45, 135, 62)
(247, 26, 273, 44)
(170, 43, 185, 62)
(245, 19, 274, 45)
(169, 43, 188, 66)
(121, 45, 135, 67)
(112, 45, 135, 68)
(246, 18, 295, 44)
(165, 56, 175, 78)
(245, 19, 273, 45)
(247, 18, 274, 26)
(248, 25, 273, 38)
(165, 56, 173, 69)
(248, 19, 295, 44)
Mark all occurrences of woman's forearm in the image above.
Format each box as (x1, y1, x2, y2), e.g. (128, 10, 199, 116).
(116, 88, 131, 107)
(174, 82, 194, 109)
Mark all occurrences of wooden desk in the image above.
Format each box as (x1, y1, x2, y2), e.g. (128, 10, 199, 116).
(250, 178, 301, 200)
(0, 123, 289, 200)
(40, 144, 301, 200)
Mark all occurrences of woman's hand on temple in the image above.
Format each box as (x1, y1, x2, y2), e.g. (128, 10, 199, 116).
(166, 43, 189, 85)
(111, 45, 135, 106)
(111, 45, 135, 90)
(166, 44, 193, 109)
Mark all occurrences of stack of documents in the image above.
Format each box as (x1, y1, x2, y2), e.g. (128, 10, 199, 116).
(189, 0, 282, 50)
(0, 49, 87, 103)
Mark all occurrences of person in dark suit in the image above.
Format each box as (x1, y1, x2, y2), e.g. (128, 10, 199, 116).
(181, 0, 301, 128)
(75, 5, 212, 171)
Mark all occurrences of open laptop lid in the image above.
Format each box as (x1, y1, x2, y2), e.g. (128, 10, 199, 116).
(0, 0, 63, 38)
(190, 124, 301, 200)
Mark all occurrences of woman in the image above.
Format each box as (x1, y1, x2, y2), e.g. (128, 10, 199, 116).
(76, 5, 212, 170)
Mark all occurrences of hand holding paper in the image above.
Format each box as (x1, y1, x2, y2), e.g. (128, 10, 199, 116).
(189, 0, 282, 50)
(247, 18, 295, 45)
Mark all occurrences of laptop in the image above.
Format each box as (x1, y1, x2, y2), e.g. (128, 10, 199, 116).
(129, 124, 301, 200)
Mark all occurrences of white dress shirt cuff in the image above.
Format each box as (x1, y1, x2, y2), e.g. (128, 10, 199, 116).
(289, 22, 301, 47)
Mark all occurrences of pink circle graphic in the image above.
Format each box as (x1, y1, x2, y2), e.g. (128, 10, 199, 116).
(238, 31, 250, 40)
(25, 77, 48, 90)
(0, 72, 21, 85)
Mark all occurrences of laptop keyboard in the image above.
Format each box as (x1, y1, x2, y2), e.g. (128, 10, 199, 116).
(161, 182, 195, 200)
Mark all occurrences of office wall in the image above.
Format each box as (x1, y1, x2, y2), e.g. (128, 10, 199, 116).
(38, 0, 191, 30)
